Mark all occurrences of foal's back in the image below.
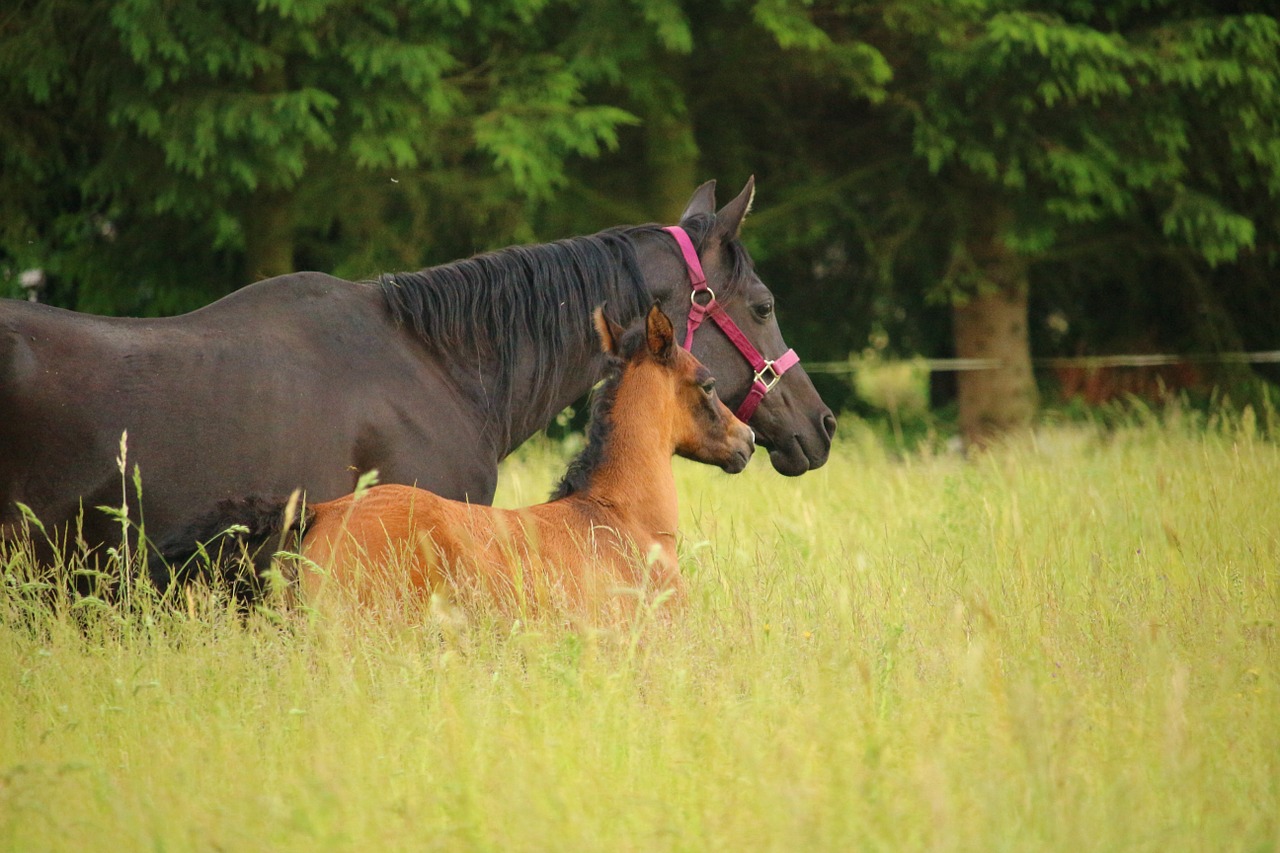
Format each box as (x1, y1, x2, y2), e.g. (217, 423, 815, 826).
(300, 484, 634, 612)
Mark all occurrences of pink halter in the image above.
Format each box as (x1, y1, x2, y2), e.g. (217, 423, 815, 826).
(663, 225, 800, 422)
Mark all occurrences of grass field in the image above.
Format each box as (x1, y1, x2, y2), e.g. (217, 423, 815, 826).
(2, 414, 1277, 851)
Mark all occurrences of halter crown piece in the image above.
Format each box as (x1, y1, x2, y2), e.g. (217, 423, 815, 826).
(662, 225, 800, 422)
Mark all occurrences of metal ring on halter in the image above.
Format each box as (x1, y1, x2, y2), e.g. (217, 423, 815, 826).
(754, 360, 783, 392)
(690, 288, 716, 307)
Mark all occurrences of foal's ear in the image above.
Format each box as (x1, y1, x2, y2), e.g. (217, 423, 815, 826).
(644, 303, 676, 363)
(678, 180, 717, 224)
(592, 306, 626, 357)
(714, 175, 755, 240)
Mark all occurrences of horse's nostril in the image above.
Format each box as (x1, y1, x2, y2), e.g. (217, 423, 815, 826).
(821, 412, 837, 441)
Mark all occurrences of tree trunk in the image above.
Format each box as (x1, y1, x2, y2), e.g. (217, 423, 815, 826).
(645, 109, 699, 222)
(242, 60, 296, 284)
(953, 208, 1038, 449)
(642, 53, 699, 222)
(242, 191, 295, 283)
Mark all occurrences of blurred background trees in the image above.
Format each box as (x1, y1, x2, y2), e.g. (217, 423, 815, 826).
(3, 0, 1278, 445)
(0, 0, 637, 311)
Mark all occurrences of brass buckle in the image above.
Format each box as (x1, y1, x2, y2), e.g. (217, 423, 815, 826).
(754, 360, 782, 392)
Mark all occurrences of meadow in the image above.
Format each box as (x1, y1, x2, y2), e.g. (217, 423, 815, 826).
(1, 412, 1277, 851)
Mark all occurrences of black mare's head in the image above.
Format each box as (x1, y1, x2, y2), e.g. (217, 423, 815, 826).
(377, 177, 834, 475)
(647, 179, 836, 476)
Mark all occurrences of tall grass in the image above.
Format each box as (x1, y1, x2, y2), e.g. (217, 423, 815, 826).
(1, 417, 1277, 851)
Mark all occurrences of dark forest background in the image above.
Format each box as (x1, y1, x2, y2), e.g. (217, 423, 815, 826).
(4, 0, 1278, 444)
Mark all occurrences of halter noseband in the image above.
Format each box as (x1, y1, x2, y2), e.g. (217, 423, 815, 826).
(662, 225, 800, 422)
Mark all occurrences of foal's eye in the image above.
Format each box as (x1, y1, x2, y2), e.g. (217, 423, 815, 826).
(753, 301, 775, 320)
(700, 379, 717, 396)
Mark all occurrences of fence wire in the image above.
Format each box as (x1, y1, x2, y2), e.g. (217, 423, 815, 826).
(803, 351, 1280, 374)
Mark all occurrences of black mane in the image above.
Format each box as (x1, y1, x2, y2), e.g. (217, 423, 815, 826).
(375, 214, 751, 448)
(378, 228, 651, 443)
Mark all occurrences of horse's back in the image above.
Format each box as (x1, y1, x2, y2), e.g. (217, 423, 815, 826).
(0, 277, 479, 551)
(302, 484, 542, 603)
(0, 273, 372, 396)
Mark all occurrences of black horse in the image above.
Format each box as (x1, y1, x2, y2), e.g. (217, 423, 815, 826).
(0, 179, 835, 568)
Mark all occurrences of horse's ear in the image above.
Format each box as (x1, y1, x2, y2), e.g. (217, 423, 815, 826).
(592, 306, 625, 357)
(644, 303, 676, 364)
(678, 180, 717, 224)
(714, 175, 756, 240)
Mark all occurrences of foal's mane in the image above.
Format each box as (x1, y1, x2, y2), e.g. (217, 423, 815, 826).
(375, 214, 752, 446)
(547, 327, 644, 502)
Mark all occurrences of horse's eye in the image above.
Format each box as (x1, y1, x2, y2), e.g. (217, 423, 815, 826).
(700, 379, 716, 396)
(754, 301, 774, 320)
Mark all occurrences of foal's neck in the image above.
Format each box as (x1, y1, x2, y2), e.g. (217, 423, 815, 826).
(577, 368, 680, 535)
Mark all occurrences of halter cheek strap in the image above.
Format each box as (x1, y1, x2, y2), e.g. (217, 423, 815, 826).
(662, 225, 800, 422)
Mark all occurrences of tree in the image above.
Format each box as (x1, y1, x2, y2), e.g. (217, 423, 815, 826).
(895, 2, 1280, 443)
(666, 0, 1280, 445)
(6, 0, 1278, 437)
(0, 0, 637, 313)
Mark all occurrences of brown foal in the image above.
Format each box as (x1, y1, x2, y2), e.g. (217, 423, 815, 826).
(297, 304, 754, 618)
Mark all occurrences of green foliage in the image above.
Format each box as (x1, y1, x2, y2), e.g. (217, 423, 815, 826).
(0, 0, 646, 312)
(751, 0, 892, 100)
(635, 0, 1280, 410)
(893, 4, 1280, 274)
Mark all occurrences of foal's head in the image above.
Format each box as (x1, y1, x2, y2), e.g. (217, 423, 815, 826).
(597, 303, 756, 473)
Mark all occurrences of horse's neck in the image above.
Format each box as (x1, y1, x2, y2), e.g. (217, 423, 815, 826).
(575, 382, 681, 556)
(499, 344, 610, 457)
(495, 229, 681, 458)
